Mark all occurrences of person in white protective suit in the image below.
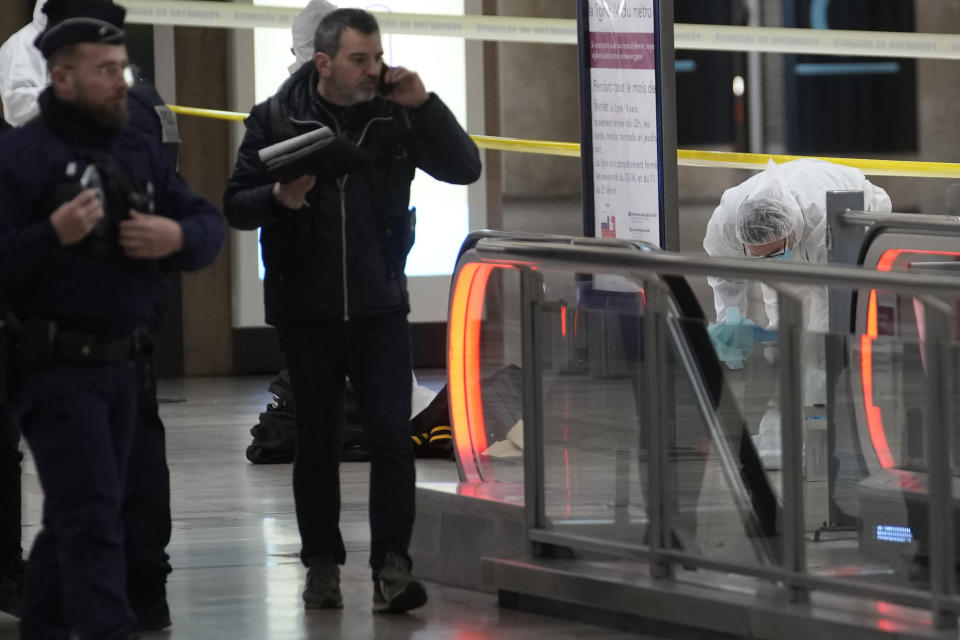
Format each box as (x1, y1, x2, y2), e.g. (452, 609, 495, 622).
(703, 158, 892, 469)
(289, 0, 338, 73)
(0, 0, 47, 125)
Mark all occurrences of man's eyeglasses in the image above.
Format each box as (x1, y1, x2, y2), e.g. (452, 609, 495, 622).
(743, 237, 788, 259)
(67, 62, 136, 86)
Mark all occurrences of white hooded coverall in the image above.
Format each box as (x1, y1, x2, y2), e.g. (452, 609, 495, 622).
(702, 159, 891, 466)
(0, 1, 48, 126)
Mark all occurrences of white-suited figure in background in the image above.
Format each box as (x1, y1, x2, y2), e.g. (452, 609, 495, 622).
(289, 0, 338, 72)
(703, 158, 892, 468)
(0, 0, 48, 125)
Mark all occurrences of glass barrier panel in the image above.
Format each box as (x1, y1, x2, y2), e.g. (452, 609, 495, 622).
(664, 311, 782, 569)
(469, 266, 525, 488)
(536, 269, 648, 546)
(800, 285, 959, 597)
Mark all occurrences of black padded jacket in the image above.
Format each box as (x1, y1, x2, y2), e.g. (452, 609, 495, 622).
(223, 63, 481, 325)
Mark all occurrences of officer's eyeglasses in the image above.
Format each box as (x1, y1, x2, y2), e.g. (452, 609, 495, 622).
(74, 62, 135, 85)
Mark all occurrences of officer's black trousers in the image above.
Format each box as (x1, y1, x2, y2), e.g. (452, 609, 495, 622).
(277, 312, 415, 575)
(0, 405, 21, 568)
(17, 361, 138, 640)
(122, 357, 172, 603)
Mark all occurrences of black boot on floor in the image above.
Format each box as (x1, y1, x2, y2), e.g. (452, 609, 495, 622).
(303, 562, 343, 609)
(130, 583, 171, 631)
(373, 552, 427, 613)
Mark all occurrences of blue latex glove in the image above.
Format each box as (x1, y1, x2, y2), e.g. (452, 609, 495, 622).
(753, 326, 778, 342)
(707, 307, 757, 369)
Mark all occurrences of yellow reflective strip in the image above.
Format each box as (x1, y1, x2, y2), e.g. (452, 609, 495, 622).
(411, 436, 422, 446)
(429, 434, 453, 442)
(166, 105, 960, 179)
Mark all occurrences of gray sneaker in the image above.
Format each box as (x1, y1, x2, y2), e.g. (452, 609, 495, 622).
(372, 553, 427, 613)
(303, 562, 343, 609)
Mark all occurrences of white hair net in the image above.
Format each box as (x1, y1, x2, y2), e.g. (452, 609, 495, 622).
(735, 199, 793, 245)
(735, 160, 803, 246)
(290, 0, 337, 71)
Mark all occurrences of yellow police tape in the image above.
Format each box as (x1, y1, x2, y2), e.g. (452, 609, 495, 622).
(168, 104, 247, 123)
(167, 104, 960, 180)
(678, 150, 960, 180)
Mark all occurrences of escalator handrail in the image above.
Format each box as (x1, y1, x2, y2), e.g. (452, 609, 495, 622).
(454, 228, 657, 270)
(473, 238, 960, 296)
(842, 210, 960, 230)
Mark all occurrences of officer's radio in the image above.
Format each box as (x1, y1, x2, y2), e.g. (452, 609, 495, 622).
(56, 160, 155, 256)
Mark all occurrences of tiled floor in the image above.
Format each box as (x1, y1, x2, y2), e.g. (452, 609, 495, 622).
(0, 374, 672, 640)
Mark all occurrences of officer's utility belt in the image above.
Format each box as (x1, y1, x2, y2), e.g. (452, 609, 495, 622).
(10, 317, 153, 369)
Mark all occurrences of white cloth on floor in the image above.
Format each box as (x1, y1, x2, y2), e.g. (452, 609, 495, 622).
(410, 371, 436, 418)
(482, 419, 524, 458)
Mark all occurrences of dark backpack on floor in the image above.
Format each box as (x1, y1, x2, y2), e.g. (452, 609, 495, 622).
(246, 370, 369, 464)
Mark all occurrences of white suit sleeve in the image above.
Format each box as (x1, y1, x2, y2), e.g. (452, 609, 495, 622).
(0, 27, 47, 126)
(708, 275, 749, 323)
(703, 198, 750, 322)
(2, 84, 42, 126)
(862, 178, 892, 213)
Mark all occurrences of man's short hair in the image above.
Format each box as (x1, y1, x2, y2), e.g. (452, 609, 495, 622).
(46, 44, 80, 73)
(314, 8, 379, 59)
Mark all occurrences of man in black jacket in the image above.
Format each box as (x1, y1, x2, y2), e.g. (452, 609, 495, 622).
(224, 8, 480, 613)
(0, 1, 223, 637)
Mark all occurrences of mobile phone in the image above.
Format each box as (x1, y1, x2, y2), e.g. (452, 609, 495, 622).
(378, 63, 394, 96)
(80, 164, 105, 208)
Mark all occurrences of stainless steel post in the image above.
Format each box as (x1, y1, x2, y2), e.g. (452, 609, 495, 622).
(643, 281, 673, 579)
(920, 295, 957, 629)
(520, 267, 547, 555)
(777, 286, 807, 603)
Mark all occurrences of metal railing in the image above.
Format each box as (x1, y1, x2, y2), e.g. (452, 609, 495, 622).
(453, 234, 960, 627)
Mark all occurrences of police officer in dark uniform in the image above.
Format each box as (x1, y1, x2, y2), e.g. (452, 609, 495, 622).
(0, 113, 24, 620)
(0, 407, 22, 619)
(121, 73, 183, 631)
(0, 1, 223, 637)
(0, 63, 187, 629)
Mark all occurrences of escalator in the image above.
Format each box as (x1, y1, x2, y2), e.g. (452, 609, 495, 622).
(446, 231, 783, 566)
(415, 224, 960, 636)
(827, 210, 960, 575)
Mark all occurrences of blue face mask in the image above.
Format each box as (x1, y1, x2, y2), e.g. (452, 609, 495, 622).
(772, 247, 792, 261)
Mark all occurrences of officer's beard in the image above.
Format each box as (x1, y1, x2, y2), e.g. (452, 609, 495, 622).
(74, 91, 130, 133)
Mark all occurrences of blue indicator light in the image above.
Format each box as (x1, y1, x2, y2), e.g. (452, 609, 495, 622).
(875, 525, 913, 543)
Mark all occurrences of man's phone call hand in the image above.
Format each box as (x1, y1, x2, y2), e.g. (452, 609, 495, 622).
(380, 66, 428, 109)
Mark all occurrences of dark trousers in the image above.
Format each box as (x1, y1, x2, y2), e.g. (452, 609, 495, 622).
(277, 312, 414, 575)
(122, 357, 171, 603)
(0, 405, 21, 568)
(16, 362, 138, 640)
